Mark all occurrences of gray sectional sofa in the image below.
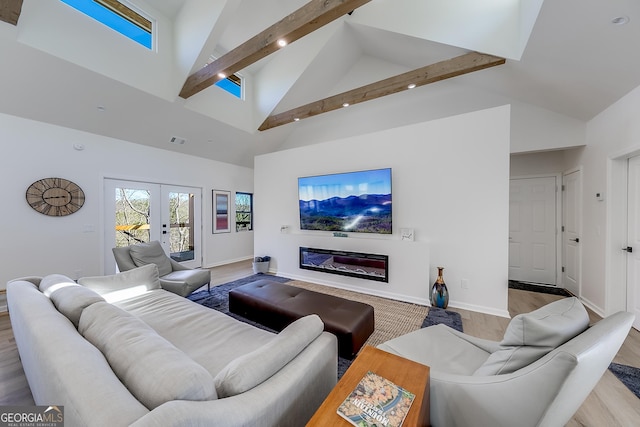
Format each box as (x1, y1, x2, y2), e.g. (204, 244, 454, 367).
(7, 264, 337, 427)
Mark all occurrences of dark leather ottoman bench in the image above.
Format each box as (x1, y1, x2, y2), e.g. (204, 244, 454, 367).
(229, 279, 375, 359)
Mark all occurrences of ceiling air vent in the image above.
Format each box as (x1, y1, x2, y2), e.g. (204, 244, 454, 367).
(169, 136, 186, 145)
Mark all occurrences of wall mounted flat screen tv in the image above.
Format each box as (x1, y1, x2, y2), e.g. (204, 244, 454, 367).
(298, 168, 392, 234)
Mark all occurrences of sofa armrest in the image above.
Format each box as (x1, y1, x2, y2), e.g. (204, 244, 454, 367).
(7, 276, 42, 287)
(169, 259, 189, 271)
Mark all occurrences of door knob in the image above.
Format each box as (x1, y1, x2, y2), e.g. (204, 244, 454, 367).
(570, 238, 580, 243)
(623, 246, 633, 253)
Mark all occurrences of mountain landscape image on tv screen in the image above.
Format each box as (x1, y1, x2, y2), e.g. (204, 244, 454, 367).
(298, 168, 392, 234)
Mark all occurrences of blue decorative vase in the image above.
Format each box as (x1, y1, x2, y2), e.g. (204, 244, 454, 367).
(431, 267, 449, 309)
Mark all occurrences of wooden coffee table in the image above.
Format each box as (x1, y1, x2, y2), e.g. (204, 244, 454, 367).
(307, 345, 430, 426)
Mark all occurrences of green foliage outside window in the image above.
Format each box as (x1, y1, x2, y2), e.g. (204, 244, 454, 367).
(235, 192, 253, 231)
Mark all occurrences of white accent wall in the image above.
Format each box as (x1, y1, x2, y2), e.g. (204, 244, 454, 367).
(0, 113, 254, 288)
(255, 106, 511, 317)
(569, 85, 640, 316)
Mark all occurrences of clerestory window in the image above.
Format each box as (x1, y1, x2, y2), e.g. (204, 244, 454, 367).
(216, 73, 242, 99)
(60, 0, 154, 50)
(207, 56, 243, 99)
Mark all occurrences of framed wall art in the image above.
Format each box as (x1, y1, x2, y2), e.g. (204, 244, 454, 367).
(212, 190, 231, 233)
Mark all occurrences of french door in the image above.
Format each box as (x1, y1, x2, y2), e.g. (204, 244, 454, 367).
(104, 179, 202, 274)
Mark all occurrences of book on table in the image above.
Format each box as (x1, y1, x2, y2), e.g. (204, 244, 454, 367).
(336, 370, 415, 427)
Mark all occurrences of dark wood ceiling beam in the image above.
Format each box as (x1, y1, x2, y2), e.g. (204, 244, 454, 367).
(0, 0, 23, 26)
(179, 0, 371, 99)
(258, 52, 506, 131)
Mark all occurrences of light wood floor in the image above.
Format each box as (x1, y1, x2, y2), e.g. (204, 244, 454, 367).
(1, 260, 639, 425)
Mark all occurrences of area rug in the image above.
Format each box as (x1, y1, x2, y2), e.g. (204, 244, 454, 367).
(608, 362, 640, 400)
(422, 307, 463, 332)
(188, 274, 462, 378)
(508, 280, 573, 297)
(286, 280, 429, 348)
(187, 273, 289, 330)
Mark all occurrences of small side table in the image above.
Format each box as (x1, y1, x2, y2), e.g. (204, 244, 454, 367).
(307, 345, 430, 426)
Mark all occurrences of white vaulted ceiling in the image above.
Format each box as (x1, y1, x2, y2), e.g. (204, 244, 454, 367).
(1, 0, 639, 167)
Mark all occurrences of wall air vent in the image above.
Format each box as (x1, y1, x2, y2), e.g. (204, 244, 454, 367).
(169, 136, 186, 145)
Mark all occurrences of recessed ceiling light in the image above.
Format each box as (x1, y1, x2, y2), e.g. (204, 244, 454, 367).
(407, 83, 416, 89)
(217, 72, 226, 79)
(277, 39, 287, 47)
(611, 16, 629, 25)
(342, 103, 350, 107)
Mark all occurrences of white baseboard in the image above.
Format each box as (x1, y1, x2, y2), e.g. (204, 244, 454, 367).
(205, 255, 254, 269)
(448, 301, 511, 319)
(579, 296, 605, 318)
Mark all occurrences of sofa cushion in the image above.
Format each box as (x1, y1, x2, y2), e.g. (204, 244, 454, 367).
(79, 301, 217, 409)
(129, 241, 173, 276)
(38, 274, 77, 297)
(213, 314, 324, 398)
(474, 297, 589, 375)
(49, 284, 105, 327)
(78, 264, 161, 303)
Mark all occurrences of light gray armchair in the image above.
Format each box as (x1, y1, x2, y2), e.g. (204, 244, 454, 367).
(112, 241, 210, 297)
(377, 297, 634, 427)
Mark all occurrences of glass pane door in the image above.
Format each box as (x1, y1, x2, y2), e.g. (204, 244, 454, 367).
(115, 187, 152, 246)
(104, 180, 202, 274)
(164, 186, 201, 268)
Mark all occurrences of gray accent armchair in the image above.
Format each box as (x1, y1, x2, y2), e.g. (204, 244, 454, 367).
(378, 297, 634, 427)
(112, 241, 210, 297)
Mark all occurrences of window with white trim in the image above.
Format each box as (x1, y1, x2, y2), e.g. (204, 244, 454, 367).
(235, 192, 253, 231)
(60, 0, 154, 50)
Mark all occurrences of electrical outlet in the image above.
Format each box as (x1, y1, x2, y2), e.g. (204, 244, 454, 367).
(461, 279, 469, 289)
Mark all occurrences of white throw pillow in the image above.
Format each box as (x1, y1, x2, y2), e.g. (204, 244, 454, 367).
(78, 264, 160, 302)
(474, 297, 589, 375)
(129, 241, 173, 276)
(49, 284, 105, 328)
(79, 301, 217, 409)
(214, 314, 324, 398)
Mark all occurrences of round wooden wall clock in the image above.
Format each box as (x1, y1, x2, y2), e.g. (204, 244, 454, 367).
(26, 177, 85, 216)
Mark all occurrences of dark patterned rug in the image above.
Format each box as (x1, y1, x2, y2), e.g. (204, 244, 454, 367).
(422, 307, 463, 332)
(508, 280, 573, 297)
(188, 273, 464, 378)
(608, 362, 640, 400)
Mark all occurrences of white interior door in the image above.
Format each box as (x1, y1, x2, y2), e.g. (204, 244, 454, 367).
(626, 156, 640, 330)
(509, 177, 558, 285)
(104, 179, 202, 274)
(562, 170, 581, 296)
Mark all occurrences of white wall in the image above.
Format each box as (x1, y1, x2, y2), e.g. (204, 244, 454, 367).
(255, 106, 511, 317)
(510, 148, 584, 178)
(510, 103, 586, 154)
(566, 84, 640, 315)
(18, 0, 176, 101)
(0, 113, 254, 288)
